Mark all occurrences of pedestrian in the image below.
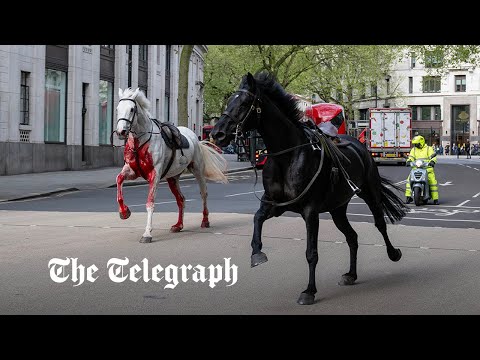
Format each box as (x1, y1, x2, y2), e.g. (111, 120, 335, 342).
(445, 144, 450, 155)
(466, 141, 471, 159)
(439, 144, 444, 155)
(457, 143, 461, 159)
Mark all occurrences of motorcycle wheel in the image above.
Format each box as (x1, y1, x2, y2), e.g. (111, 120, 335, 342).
(413, 187, 422, 206)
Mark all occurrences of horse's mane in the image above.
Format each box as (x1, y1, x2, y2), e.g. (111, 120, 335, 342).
(247, 71, 304, 129)
(121, 88, 152, 118)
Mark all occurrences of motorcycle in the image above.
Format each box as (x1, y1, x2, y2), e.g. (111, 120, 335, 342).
(408, 156, 435, 206)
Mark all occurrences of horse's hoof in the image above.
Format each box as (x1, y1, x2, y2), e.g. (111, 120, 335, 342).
(119, 207, 131, 220)
(170, 225, 183, 233)
(201, 221, 210, 228)
(297, 293, 315, 305)
(388, 248, 402, 262)
(338, 273, 357, 286)
(251, 252, 268, 267)
(139, 236, 152, 243)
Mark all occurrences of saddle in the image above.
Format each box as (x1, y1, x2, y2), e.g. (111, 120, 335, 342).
(301, 122, 361, 194)
(153, 120, 190, 150)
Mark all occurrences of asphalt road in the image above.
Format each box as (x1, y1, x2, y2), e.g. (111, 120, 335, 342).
(1, 158, 480, 229)
(1, 157, 480, 314)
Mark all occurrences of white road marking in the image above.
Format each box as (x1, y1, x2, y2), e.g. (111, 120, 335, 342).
(420, 246, 430, 249)
(344, 212, 480, 223)
(438, 181, 453, 186)
(348, 202, 480, 209)
(213, 232, 222, 235)
(374, 244, 383, 247)
(225, 190, 264, 197)
(335, 241, 343, 244)
(293, 238, 302, 241)
(456, 200, 471, 207)
(129, 199, 196, 207)
(473, 192, 480, 198)
(468, 250, 477, 252)
(466, 165, 473, 169)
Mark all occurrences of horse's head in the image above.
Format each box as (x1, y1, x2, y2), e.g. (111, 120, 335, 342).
(211, 72, 261, 147)
(116, 87, 141, 140)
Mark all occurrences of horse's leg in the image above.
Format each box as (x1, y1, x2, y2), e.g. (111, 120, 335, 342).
(359, 188, 402, 262)
(167, 175, 185, 232)
(189, 162, 210, 228)
(330, 203, 358, 286)
(297, 206, 319, 305)
(116, 164, 137, 220)
(140, 170, 159, 243)
(250, 196, 275, 267)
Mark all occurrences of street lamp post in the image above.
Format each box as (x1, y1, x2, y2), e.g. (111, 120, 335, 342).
(384, 74, 391, 108)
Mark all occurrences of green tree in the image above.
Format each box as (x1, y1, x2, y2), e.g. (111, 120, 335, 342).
(305, 45, 401, 119)
(408, 45, 480, 74)
(204, 45, 401, 120)
(204, 45, 324, 117)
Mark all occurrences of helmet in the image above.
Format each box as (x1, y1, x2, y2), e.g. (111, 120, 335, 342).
(412, 135, 425, 149)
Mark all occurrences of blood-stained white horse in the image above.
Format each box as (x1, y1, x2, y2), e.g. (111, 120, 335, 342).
(115, 88, 228, 243)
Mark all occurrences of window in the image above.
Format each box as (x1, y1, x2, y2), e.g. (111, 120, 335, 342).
(359, 109, 368, 120)
(20, 71, 30, 125)
(138, 45, 148, 96)
(422, 76, 441, 93)
(100, 45, 115, 57)
(164, 94, 170, 122)
(455, 75, 466, 92)
(99, 80, 113, 145)
(411, 106, 417, 120)
(424, 51, 443, 68)
(165, 45, 171, 73)
(408, 77, 413, 94)
(44, 69, 67, 143)
(139, 45, 148, 63)
(434, 105, 441, 120)
(409, 105, 441, 121)
(370, 83, 377, 97)
(410, 53, 416, 68)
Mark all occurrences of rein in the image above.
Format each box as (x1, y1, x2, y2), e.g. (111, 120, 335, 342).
(110, 98, 179, 180)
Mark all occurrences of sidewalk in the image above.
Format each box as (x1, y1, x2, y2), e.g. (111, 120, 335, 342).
(0, 154, 252, 202)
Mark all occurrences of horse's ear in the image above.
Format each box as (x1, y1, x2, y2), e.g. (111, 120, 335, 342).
(118, 88, 123, 98)
(132, 88, 140, 99)
(246, 72, 256, 90)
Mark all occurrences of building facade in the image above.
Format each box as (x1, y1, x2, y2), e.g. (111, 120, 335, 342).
(353, 51, 480, 148)
(0, 45, 207, 175)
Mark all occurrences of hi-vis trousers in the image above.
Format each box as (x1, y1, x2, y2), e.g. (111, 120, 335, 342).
(405, 167, 439, 200)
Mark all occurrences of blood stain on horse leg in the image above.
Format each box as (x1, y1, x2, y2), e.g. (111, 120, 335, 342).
(167, 177, 185, 232)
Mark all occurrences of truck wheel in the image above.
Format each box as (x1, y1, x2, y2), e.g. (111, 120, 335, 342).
(413, 187, 422, 206)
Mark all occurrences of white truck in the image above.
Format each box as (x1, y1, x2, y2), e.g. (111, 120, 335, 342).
(366, 108, 412, 164)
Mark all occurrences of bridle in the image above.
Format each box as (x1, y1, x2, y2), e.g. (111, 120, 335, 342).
(116, 98, 139, 139)
(222, 88, 262, 138)
(222, 87, 328, 208)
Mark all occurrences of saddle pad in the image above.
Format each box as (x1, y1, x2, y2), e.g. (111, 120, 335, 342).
(159, 123, 190, 149)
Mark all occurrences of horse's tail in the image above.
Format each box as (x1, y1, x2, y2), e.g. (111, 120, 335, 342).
(199, 141, 229, 184)
(379, 176, 408, 224)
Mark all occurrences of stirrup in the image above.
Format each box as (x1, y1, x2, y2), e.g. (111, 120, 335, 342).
(347, 179, 361, 194)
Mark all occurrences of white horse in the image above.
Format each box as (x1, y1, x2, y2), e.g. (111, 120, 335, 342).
(115, 88, 228, 243)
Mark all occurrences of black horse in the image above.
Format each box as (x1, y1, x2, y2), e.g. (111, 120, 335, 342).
(211, 71, 408, 305)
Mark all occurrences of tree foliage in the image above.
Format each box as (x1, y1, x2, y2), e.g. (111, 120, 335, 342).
(204, 45, 401, 119)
